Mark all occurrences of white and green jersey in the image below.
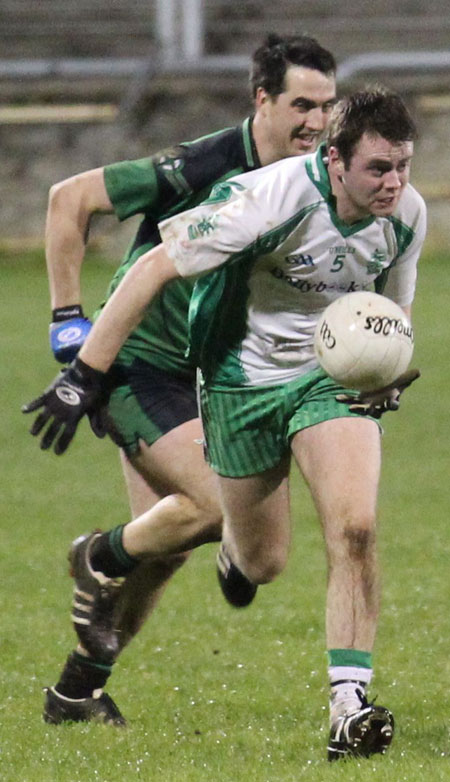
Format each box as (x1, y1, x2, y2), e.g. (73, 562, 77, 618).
(159, 144, 426, 388)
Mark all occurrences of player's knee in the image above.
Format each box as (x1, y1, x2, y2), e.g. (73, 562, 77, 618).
(338, 520, 376, 564)
(344, 524, 376, 561)
(326, 510, 377, 568)
(238, 546, 287, 584)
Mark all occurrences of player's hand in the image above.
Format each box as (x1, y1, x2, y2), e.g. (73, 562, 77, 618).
(50, 305, 92, 363)
(87, 404, 109, 440)
(336, 368, 421, 419)
(22, 357, 105, 454)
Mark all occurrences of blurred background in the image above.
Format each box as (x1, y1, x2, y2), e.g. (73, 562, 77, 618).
(1, 0, 449, 255)
(1, 8, 449, 778)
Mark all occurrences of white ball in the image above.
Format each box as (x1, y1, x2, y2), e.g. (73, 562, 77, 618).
(314, 291, 414, 391)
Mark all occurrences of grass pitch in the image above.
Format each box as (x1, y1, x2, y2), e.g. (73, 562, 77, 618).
(1, 246, 449, 781)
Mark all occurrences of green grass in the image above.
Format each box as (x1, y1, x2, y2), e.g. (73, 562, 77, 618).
(1, 246, 450, 781)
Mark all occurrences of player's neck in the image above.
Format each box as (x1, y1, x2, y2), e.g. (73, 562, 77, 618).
(252, 115, 281, 167)
(329, 169, 370, 225)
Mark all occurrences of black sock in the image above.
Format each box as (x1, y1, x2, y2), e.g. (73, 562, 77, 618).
(90, 524, 139, 578)
(54, 651, 113, 699)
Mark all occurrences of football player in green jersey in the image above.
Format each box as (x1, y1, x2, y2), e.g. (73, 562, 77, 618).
(26, 87, 424, 760)
(27, 34, 337, 726)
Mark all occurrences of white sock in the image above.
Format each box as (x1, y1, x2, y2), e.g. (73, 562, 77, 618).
(328, 666, 373, 725)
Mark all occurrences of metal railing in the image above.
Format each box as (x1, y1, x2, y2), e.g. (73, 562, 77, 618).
(1, 50, 449, 83)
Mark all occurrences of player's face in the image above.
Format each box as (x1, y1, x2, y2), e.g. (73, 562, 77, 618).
(331, 132, 414, 222)
(258, 65, 336, 160)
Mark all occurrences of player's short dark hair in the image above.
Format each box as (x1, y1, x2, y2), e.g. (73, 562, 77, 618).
(326, 86, 417, 168)
(250, 33, 336, 99)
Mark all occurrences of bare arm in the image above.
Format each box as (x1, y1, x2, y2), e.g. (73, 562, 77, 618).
(45, 168, 114, 308)
(78, 243, 179, 372)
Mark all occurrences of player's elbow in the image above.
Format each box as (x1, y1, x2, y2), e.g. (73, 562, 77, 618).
(47, 177, 85, 226)
(48, 170, 106, 228)
(47, 179, 69, 212)
(135, 244, 180, 288)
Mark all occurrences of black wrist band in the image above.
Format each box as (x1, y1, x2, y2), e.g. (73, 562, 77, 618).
(52, 305, 84, 322)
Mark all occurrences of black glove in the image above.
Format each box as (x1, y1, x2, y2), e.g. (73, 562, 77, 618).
(22, 357, 105, 454)
(336, 368, 421, 419)
(87, 404, 109, 440)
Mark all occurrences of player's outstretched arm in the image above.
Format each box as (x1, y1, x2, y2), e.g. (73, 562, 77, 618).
(23, 244, 179, 453)
(78, 244, 179, 372)
(336, 368, 421, 419)
(46, 168, 114, 363)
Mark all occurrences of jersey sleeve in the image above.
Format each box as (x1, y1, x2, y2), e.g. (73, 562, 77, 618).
(381, 189, 427, 307)
(103, 146, 196, 222)
(158, 159, 302, 278)
(103, 158, 161, 221)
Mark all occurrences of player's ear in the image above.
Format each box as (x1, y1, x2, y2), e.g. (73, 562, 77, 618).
(255, 86, 270, 109)
(328, 146, 345, 179)
(328, 145, 341, 165)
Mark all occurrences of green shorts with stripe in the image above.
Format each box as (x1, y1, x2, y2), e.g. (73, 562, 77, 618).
(200, 368, 376, 477)
(105, 358, 198, 456)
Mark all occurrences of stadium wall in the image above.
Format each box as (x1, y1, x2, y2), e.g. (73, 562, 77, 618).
(1, 0, 449, 253)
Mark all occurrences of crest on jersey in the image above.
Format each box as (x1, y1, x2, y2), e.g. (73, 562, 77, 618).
(188, 214, 219, 240)
(367, 249, 387, 275)
(157, 151, 192, 196)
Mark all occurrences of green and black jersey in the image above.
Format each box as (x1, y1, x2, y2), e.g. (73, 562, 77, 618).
(100, 118, 261, 378)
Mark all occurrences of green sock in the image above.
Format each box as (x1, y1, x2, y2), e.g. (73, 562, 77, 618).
(90, 524, 139, 577)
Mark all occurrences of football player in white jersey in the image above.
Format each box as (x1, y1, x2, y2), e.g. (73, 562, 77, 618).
(25, 88, 425, 760)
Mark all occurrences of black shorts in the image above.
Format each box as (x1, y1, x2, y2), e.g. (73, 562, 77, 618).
(105, 359, 198, 455)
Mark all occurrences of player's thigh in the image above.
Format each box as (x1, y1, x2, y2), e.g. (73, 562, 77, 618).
(107, 362, 220, 516)
(119, 449, 162, 519)
(130, 418, 222, 521)
(217, 456, 291, 580)
(291, 416, 381, 528)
